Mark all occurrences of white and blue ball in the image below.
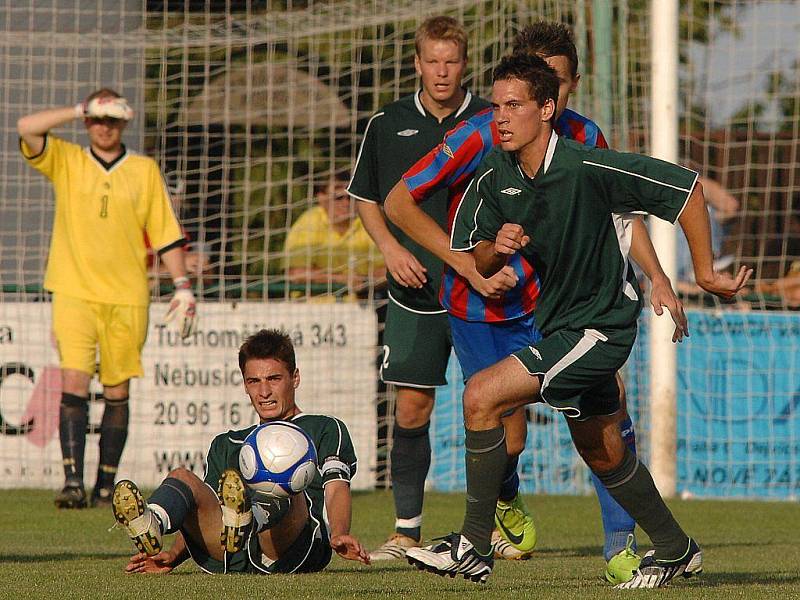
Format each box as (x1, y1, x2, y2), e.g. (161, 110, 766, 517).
(239, 421, 318, 499)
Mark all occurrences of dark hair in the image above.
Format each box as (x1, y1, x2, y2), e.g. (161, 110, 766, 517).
(493, 53, 559, 111)
(238, 329, 296, 374)
(315, 169, 351, 195)
(512, 21, 578, 78)
(415, 15, 468, 60)
(85, 87, 122, 104)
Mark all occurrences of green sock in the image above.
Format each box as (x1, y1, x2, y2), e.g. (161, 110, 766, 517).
(460, 426, 507, 555)
(594, 447, 689, 559)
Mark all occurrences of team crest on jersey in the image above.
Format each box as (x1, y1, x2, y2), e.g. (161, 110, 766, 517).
(528, 347, 542, 360)
(396, 129, 419, 137)
(501, 187, 522, 195)
(443, 144, 454, 159)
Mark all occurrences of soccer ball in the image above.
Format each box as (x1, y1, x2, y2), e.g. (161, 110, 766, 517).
(238, 421, 318, 499)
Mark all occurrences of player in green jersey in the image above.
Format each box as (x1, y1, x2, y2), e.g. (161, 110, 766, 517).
(111, 329, 369, 574)
(348, 15, 515, 561)
(406, 53, 751, 588)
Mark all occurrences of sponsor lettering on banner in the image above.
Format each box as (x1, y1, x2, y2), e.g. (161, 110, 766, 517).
(0, 302, 377, 490)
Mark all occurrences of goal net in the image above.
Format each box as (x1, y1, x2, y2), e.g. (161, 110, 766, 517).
(1, 0, 798, 500)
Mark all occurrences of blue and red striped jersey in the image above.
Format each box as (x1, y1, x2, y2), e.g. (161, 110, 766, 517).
(403, 107, 607, 322)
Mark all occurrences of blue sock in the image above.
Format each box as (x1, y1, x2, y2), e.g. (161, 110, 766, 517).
(498, 455, 520, 502)
(592, 415, 638, 560)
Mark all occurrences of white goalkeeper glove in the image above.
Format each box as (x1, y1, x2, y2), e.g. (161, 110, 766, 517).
(75, 96, 134, 121)
(163, 277, 197, 339)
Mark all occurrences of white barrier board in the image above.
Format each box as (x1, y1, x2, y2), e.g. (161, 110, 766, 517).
(0, 302, 378, 490)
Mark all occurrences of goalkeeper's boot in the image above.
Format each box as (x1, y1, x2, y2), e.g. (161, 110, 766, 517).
(89, 485, 114, 508)
(218, 468, 252, 553)
(369, 532, 420, 561)
(112, 480, 162, 556)
(605, 533, 641, 584)
(491, 529, 532, 560)
(615, 538, 703, 589)
(406, 532, 493, 583)
(54, 481, 87, 509)
(494, 493, 537, 554)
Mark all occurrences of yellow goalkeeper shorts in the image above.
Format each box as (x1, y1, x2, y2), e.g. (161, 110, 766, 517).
(52, 293, 149, 386)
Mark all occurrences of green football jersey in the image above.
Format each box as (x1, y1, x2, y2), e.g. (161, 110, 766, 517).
(348, 90, 490, 311)
(204, 413, 358, 540)
(452, 132, 698, 334)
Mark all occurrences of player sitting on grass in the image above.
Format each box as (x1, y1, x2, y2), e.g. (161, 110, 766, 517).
(384, 21, 685, 580)
(404, 53, 750, 587)
(111, 329, 369, 574)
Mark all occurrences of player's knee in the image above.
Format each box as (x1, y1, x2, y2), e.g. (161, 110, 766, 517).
(395, 388, 434, 427)
(462, 376, 496, 425)
(166, 467, 196, 484)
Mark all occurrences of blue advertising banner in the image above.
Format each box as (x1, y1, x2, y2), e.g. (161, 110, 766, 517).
(429, 310, 800, 499)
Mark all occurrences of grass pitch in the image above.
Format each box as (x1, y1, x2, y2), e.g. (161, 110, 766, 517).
(1, 489, 798, 599)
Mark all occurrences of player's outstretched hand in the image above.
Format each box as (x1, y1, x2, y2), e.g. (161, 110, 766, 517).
(650, 275, 688, 342)
(697, 265, 753, 300)
(163, 277, 197, 338)
(383, 241, 427, 288)
(330, 534, 370, 565)
(80, 96, 134, 121)
(494, 223, 530, 256)
(124, 551, 174, 574)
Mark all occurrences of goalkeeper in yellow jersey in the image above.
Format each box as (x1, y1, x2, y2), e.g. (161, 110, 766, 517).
(17, 88, 198, 509)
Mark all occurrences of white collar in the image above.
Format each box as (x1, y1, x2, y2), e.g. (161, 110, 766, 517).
(413, 89, 473, 119)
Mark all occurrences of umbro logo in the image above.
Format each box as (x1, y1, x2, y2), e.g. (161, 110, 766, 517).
(529, 347, 542, 360)
(443, 144, 454, 159)
(501, 187, 522, 195)
(397, 129, 419, 137)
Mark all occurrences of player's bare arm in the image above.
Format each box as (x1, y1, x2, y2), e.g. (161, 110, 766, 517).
(384, 180, 517, 298)
(18, 98, 134, 156)
(679, 180, 752, 299)
(324, 480, 370, 564)
(356, 200, 427, 289)
(629, 217, 688, 342)
(17, 106, 78, 155)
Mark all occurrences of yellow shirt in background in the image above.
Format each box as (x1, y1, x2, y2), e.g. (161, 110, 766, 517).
(21, 135, 183, 306)
(284, 206, 383, 278)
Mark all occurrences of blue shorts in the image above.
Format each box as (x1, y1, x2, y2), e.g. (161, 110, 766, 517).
(449, 312, 541, 382)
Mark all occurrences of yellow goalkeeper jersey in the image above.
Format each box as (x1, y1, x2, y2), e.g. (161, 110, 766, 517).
(21, 134, 183, 306)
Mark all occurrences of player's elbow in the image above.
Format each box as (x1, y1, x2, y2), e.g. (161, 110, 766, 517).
(383, 195, 399, 225)
(383, 182, 412, 226)
(16, 116, 33, 137)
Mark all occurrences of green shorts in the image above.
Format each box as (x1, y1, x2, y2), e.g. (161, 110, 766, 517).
(511, 326, 636, 420)
(186, 517, 332, 574)
(380, 295, 451, 387)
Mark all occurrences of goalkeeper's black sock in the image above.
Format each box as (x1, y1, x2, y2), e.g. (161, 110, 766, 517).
(96, 396, 129, 490)
(594, 446, 689, 560)
(390, 422, 431, 541)
(148, 477, 196, 535)
(59, 393, 89, 485)
(461, 426, 507, 556)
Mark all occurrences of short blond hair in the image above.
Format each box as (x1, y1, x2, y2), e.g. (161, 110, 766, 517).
(415, 16, 467, 60)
